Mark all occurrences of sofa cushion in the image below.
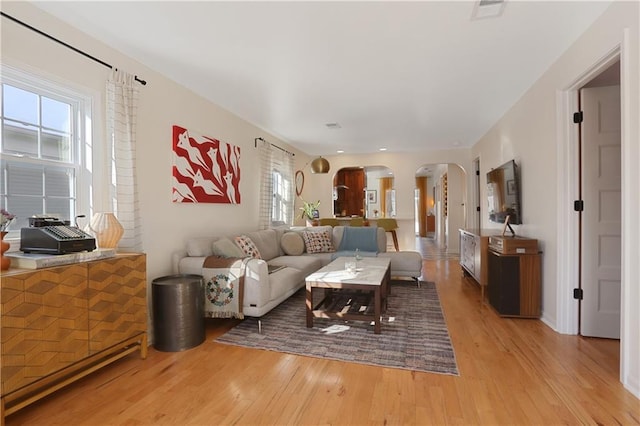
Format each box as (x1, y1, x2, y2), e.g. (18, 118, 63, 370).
(212, 237, 246, 258)
(235, 235, 262, 259)
(281, 232, 305, 255)
(379, 251, 423, 278)
(268, 267, 305, 301)
(269, 255, 323, 277)
(187, 237, 215, 257)
(302, 229, 335, 253)
(245, 229, 280, 260)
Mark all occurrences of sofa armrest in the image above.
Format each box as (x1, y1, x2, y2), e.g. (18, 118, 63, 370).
(175, 254, 272, 309)
(172, 250, 188, 274)
(242, 258, 270, 308)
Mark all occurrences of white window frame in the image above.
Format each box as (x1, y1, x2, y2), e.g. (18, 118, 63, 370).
(271, 163, 293, 226)
(1, 64, 96, 240)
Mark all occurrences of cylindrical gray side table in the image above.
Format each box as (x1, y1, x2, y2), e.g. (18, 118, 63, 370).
(152, 274, 205, 352)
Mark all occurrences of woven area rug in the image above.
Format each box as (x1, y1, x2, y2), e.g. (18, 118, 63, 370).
(215, 281, 459, 376)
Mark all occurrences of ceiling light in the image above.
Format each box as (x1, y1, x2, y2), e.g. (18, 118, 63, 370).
(337, 150, 344, 154)
(310, 156, 330, 174)
(379, 148, 387, 151)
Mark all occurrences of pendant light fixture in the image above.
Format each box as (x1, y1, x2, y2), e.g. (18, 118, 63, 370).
(310, 156, 330, 174)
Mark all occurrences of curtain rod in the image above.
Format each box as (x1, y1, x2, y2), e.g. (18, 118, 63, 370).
(254, 137, 295, 156)
(1, 11, 147, 86)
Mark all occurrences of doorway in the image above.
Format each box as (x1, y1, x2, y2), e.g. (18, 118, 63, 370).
(414, 163, 466, 255)
(578, 62, 621, 339)
(474, 157, 481, 230)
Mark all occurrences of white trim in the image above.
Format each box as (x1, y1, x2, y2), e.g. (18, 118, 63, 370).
(619, 28, 639, 398)
(555, 88, 580, 334)
(556, 47, 620, 335)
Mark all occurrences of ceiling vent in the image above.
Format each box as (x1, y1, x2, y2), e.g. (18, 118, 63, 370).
(325, 123, 341, 129)
(472, 0, 506, 20)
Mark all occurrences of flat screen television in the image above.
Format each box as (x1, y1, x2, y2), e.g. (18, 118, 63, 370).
(487, 159, 522, 225)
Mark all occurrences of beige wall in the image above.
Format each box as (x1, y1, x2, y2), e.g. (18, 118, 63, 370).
(471, 0, 639, 397)
(297, 150, 474, 250)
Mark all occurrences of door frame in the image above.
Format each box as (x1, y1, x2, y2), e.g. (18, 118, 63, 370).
(557, 32, 636, 390)
(556, 47, 620, 335)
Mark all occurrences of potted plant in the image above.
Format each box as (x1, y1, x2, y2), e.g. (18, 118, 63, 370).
(299, 200, 320, 226)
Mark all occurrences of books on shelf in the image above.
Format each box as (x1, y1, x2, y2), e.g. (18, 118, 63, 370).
(6, 248, 117, 270)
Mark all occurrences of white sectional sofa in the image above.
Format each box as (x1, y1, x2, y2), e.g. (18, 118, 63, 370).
(172, 225, 422, 317)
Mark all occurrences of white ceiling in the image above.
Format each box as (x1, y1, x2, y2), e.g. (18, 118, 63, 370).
(32, 1, 612, 155)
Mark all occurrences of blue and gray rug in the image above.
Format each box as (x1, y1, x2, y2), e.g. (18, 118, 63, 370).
(215, 281, 459, 376)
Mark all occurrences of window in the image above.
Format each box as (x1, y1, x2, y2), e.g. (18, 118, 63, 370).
(1, 66, 93, 237)
(271, 168, 292, 225)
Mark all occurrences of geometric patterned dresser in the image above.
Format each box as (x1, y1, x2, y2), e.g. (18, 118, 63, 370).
(1, 253, 147, 421)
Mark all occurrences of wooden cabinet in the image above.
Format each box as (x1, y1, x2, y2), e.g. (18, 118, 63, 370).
(426, 215, 435, 233)
(487, 250, 541, 318)
(459, 229, 491, 300)
(1, 254, 147, 420)
(334, 168, 365, 217)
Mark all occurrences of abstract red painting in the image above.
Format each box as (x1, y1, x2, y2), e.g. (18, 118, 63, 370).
(172, 125, 241, 204)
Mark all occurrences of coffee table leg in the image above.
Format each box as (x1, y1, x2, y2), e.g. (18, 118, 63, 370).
(374, 287, 381, 334)
(306, 283, 313, 328)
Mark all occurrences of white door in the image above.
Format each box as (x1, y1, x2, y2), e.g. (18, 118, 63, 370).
(580, 85, 621, 339)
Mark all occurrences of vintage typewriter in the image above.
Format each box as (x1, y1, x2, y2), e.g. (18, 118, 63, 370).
(20, 217, 96, 254)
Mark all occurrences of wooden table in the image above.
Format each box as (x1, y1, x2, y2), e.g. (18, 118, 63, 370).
(305, 256, 391, 334)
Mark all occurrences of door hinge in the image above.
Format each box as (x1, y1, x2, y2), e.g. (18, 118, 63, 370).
(573, 288, 583, 300)
(476, 206, 481, 212)
(574, 200, 584, 211)
(476, 170, 480, 176)
(573, 111, 584, 124)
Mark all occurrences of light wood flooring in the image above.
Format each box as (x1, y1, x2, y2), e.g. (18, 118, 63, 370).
(4, 259, 639, 425)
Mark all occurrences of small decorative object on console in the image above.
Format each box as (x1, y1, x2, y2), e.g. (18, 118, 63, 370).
(1, 209, 16, 270)
(0, 208, 15, 232)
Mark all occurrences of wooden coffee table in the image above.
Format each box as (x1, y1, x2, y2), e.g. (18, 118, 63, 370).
(305, 256, 391, 334)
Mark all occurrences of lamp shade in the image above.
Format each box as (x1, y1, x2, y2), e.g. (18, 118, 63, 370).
(310, 156, 330, 174)
(89, 212, 124, 249)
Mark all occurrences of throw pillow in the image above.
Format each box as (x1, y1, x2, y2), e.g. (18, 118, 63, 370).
(281, 232, 305, 256)
(212, 238, 246, 258)
(235, 235, 262, 259)
(302, 230, 335, 254)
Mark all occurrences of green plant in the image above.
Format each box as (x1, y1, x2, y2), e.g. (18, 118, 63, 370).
(299, 200, 320, 220)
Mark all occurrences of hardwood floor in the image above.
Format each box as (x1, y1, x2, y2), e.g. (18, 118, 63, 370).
(4, 259, 639, 425)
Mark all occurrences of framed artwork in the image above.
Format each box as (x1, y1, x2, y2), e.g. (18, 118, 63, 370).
(507, 179, 516, 195)
(172, 125, 241, 204)
(367, 190, 377, 203)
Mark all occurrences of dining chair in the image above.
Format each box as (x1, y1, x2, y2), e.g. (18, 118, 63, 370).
(376, 218, 399, 251)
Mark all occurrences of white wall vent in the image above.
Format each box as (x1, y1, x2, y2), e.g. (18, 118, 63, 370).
(472, 0, 506, 20)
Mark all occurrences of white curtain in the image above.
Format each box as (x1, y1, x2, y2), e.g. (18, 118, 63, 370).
(257, 141, 273, 230)
(257, 140, 295, 230)
(277, 147, 295, 225)
(106, 69, 141, 251)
